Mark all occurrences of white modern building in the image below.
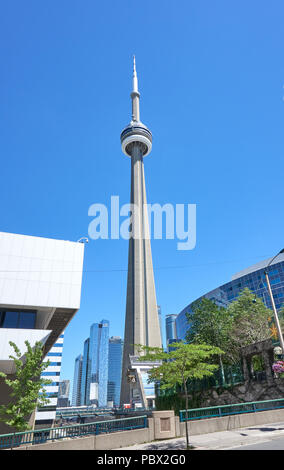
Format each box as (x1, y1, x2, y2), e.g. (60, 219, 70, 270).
(0, 231, 85, 433)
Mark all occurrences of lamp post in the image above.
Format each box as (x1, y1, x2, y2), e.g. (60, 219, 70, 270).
(264, 249, 284, 354)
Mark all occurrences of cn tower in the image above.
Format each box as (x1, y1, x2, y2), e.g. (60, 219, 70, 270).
(120, 58, 162, 405)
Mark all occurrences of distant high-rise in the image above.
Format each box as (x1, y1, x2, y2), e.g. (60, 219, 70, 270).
(107, 336, 123, 407)
(58, 380, 70, 408)
(157, 306, 163, 349)
(120, 58, 162, 405)
(88, 319, 110, 407)
(72, 355, 83, 406)
(59, 380, 70, 398)
(80, 338, 90, 405)
(165, 314, 178, 351)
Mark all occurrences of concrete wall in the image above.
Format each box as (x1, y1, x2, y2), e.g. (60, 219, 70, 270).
(9, 408, 284, 450)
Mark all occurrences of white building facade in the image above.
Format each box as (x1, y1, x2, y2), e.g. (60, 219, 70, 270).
(0, 231, 85, 433)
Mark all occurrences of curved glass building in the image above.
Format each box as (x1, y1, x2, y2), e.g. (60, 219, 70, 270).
(176, 254, 284, 341)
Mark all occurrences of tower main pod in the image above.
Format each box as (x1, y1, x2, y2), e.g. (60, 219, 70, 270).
(120, 58, 162, 407)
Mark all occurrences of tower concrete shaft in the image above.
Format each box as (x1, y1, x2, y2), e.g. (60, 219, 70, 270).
(120, 58, 162, 405)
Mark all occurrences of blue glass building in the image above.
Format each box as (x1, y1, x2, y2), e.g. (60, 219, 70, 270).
(80, 338, 90, 406)
(88, 319, 110, 407)
(157, 306, 163, 348)
(176, 255, 284, 340)
(165, 314, 178, 350)
(72, 354, 83, 406)
(107, 336, 123, 407)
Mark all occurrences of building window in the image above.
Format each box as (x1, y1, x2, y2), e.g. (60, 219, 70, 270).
(2, 311, 18, 328)
(42, 372, 60, 376)
(0, 310, 36, 329)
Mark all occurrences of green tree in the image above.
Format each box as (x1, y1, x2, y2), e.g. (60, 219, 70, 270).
(227, 288, 272, 359)
(0, 340, 51, 431)
(137, 342, 223, 449)
(185, 298, 233, 384)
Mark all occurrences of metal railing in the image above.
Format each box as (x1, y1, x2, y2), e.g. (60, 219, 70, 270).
(180, 398, 284, 422)
(0, 415, 148, 450)
(114, 407, 155, 414)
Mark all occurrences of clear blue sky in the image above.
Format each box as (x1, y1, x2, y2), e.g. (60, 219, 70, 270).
(1, 1, 283, 389)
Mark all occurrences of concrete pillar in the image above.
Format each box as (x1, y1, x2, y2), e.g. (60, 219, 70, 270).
(151, 410, 176, 440)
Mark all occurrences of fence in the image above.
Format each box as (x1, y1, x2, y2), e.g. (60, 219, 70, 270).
(0, 415, 148, 450)
(180, 398, 284, 422)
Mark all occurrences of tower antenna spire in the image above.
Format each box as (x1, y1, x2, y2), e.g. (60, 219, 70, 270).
(131, 55, 140, 121)
(133, 55, 138, 93)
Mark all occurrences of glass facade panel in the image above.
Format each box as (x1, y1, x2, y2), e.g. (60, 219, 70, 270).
(0, 310, 36, 329)
(82, 320, 110, 407)
(18, 311, 36, 329)
(80, 338, 90, 406)
(176, 259, 284, 341)
(42, 372, 60, 376)
(107, 337, 122, 406)
(2, 311, 18, 328)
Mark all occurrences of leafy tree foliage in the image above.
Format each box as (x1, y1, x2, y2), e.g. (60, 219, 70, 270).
(227, 288, 272, 358)
(0, 340, 51, 431)
(186, 297, 233, 382)
(185, 288, 272, 365)
(137, 342, 223, 449)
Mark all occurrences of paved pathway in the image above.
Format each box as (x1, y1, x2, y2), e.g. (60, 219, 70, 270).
(114, 421, 284, 450)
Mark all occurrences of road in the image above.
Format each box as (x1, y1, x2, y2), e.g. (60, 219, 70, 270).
(229, 434, 284, 450)
(114, 421, 284, 451)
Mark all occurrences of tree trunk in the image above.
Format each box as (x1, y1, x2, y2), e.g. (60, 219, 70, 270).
(219, 354, 226, 386)
(183, 377, 190, 449)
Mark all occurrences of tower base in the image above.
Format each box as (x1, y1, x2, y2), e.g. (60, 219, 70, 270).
(121, 355, 161, 409)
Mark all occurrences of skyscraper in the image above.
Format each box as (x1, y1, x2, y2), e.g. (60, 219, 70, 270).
(72, 355, 83, 406)
(166, 315, 177, 342)
(120, 58, 162, 405)
(165, 314, 178, 352)
(88, 319, 109, 407)
(80, 338, 90, 406)
(107, 336, 123, 407)
(157, 306, 163, 349)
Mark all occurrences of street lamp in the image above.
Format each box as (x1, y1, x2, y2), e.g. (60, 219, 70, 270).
(263, 249, 284, 354)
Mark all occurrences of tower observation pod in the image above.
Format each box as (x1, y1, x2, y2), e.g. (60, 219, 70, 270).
(120, 57, 152, 157)
(120, 57, 162, 408)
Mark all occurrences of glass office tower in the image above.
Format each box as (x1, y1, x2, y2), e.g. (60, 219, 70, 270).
(88, 319, 110, 407)
(80, 338, 90, 406)
(107, 336, 123, 407)
(165, 314, 178, 351)
(157, 306, 164, 349)
(72, 355, 83, 406)
(176, 255, 284, 340)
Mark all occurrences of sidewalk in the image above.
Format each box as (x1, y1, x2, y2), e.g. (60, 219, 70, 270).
(114, 421, 284, 450)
